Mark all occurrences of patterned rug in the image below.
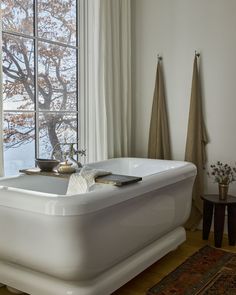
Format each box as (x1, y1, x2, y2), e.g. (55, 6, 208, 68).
(147, 245, 236, 295)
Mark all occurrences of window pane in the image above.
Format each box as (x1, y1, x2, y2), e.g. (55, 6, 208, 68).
(38, 112, 77, 159)
(38, 0, 77, 46)
(1, 0, 34, 35)
(2, 34, 35, 110)
(38, 42, 77, 111)
(4, 112, 35, 176)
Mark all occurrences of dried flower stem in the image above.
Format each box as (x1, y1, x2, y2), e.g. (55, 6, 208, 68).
(207, 161, 236, 185)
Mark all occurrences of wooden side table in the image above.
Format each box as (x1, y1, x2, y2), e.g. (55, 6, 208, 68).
(201, 194, 236, 248)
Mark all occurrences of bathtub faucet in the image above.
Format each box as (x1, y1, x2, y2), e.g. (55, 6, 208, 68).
(68, 143, 86, 168)
(51, 142, 86, 168)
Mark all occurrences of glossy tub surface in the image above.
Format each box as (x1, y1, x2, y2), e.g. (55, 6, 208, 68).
(0, 158, 196, 294)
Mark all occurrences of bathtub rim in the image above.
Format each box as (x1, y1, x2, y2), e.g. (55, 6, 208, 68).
(0, 158, 196, 216)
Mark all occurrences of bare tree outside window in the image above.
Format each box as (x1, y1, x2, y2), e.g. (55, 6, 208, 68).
(2, 0, 78, 175)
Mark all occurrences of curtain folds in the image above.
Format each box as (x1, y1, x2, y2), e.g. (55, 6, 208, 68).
(184, 56, 208, 230)
(0, 11, 4, 176)
(86, 0, 132, 163)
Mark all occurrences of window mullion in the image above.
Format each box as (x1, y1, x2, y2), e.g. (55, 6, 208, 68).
(76, 0, 79, 158)
(2, 31, 78, 50)
(78, 0, 86, 164)
(34, 0, 39, 159)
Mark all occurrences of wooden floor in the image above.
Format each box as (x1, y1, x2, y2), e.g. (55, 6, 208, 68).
(1, 230, 235, 295)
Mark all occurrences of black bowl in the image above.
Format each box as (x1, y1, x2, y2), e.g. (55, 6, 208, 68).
(35, 158, 60, 172)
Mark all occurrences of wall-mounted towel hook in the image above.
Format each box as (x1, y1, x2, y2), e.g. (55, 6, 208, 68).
(157, 54, 162, 61)
(195, 50, 200, 58)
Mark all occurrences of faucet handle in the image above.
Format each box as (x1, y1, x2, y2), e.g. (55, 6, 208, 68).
(78, 149, 86, 157)
(68, 143, 86, 156)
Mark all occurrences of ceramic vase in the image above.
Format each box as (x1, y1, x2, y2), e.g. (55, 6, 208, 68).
(218, 183, 229, 201)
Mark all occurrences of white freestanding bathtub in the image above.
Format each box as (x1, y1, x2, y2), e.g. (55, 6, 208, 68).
(0, 158, 196, 295)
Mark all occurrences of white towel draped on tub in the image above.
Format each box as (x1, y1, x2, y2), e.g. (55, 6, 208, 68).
(66, 166, 111, 195)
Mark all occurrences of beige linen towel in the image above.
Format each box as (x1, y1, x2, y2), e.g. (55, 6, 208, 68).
(66, 166, 111, 195)
(185, 55, 208, 230)
(148, 59, 171, 160)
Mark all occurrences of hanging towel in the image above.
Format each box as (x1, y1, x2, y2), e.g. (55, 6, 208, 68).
(185, 55, 208, 230)
(148, 59, 171, 160)
(66, 166, 111, 195)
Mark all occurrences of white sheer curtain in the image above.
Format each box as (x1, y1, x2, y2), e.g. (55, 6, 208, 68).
(86, 0, 132, 163)
(0, 11, 4, 176)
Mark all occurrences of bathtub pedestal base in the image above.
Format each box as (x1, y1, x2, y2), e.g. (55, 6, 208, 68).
(0, 227, 185, 295)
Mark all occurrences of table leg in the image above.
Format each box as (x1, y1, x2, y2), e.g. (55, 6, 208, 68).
(227, 204, 236, 246)
(202, 200, 214, 240)
(214, 204, 226, 248)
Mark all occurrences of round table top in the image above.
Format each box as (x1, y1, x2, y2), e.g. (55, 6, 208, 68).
(201, 194, 236, 204)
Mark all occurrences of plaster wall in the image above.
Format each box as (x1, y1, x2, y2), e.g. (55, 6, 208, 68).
(131, 0, 236, 195)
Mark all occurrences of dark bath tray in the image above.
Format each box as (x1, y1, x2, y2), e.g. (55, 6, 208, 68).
(95, 174, 142, 186)
(19, 168, 142, 186)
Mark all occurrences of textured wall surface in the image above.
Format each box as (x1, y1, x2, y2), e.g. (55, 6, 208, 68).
(131, 0, 236, 195)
